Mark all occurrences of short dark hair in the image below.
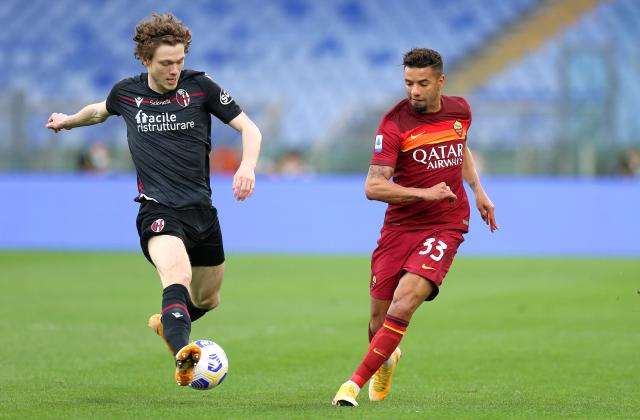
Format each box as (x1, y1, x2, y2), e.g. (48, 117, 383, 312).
(133, 13, 192, 62)
(403, 48, 443, 75)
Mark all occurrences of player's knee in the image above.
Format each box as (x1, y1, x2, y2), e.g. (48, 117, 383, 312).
(388, 304, 413, 321)
(195, 292, 220, 310)
(165, 271, 192, 287)
(389, 295, 421, 320)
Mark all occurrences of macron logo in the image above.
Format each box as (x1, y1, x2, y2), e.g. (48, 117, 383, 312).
(171, 312, 183, 319)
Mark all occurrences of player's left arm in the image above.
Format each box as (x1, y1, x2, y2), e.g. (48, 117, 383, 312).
(462, 144, 498, 232)
(228, 112, 262, 201)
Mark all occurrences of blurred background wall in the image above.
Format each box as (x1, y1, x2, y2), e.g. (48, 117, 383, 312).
(1, 0, 638, 254)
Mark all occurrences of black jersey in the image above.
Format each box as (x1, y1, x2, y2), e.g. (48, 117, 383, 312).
(105, 69, 242, 209)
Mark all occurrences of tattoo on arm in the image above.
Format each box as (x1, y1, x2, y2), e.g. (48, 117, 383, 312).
(367, 165, 420, 202)
(368, 165, 394, 180)
(469, 181, 478, 192)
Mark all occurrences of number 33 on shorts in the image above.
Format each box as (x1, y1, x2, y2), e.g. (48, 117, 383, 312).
(418, 237, 448, 261)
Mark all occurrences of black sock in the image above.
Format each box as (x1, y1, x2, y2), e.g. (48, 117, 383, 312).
(161, 284, 192, 356)
(186, 296, 210, 323)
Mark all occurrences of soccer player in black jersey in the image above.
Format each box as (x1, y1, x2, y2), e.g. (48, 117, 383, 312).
(46, 13, 262, 387)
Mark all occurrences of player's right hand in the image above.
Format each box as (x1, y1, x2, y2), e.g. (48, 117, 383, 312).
(423, 182, 457, 202)
(232, 161, 256, 201)
(45, 113, 69, 133)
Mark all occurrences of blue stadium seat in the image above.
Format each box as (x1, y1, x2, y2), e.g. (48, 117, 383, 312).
(474, 0, 640, 147)
(3, 0, 544, 146)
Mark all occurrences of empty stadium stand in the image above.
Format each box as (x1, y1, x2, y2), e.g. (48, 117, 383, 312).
(1, 0, 638, 174)
(1, 0, 538, 146)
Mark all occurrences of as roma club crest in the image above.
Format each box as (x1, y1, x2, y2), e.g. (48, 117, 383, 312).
(176, 89, 190, 107)
(151, 219, 165, 233)
(453, 120, 463, 137)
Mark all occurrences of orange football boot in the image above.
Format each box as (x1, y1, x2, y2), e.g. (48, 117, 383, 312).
(175, 343, 201, 386)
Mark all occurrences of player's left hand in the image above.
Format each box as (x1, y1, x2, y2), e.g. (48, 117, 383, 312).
(476, 191, 498, 232)
(232, 161, 256, 201)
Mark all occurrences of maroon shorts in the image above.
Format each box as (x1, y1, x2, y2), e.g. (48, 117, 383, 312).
(370, 228, 465, 301)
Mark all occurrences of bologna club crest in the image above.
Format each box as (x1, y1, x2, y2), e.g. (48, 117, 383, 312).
(151, 219, 165, 233)
(176, 89, 190, 107)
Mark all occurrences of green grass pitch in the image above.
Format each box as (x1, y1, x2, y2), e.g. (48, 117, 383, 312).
(1, 253, 638, 419)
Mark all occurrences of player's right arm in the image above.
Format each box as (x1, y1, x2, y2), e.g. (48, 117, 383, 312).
(46, 101, 111, 132)
(365, 165, 456, 204)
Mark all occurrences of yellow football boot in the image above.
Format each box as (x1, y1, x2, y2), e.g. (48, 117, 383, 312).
(368, 347, 401, 401)
(332, 381, 360, 406)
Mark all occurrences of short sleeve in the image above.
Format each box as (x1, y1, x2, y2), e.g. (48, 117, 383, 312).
(197, 74, 242, 124)
(370, 116, 401, 168)
(461, 97, 472, 128)
(105, 82, 121, 116)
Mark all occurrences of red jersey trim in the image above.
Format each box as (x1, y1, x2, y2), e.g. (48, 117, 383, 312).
(117, 91, 205, 104)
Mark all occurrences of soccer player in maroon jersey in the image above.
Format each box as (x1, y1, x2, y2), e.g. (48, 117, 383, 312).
(46, 13, 262, 387)
(332, 48, 497, 406)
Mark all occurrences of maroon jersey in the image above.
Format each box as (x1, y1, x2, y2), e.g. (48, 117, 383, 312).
(370, 95, 471, 232)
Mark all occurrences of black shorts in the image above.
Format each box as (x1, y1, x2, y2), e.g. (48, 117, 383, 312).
(136, 200, 225, 267)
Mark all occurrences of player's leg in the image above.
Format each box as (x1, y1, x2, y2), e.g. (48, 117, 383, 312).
(368, 231, 399, 340)
(333, 273, 432, 406)
(136, 202, 202, 386)
(369, 297, 391, 339)
(368, 230, 463, 401)
(149, 204, 225, 332)
(189, 263, 224, 318)
(151, 260, 223, 338)
(334, 229, 464, 406)
(333, 230, 403, 406)
(183, 204, 226, 322)
(148, 235, 193, 352)
(148, 235, 192, 288)
(368, 297, 400, 402)
(138, 202, 189, 344)
(147, 234, 201, 385)
(368, 234, 404, 401)
(169, 206, 225, 384)
(386, 272, 433, 321)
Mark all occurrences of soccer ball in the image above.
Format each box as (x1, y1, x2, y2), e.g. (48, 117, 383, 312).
(189, 339, 229, 390)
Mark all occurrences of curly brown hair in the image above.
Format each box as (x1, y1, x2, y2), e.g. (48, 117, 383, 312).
(403, 48, 443, 75)
(133, 12, 192, 62)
